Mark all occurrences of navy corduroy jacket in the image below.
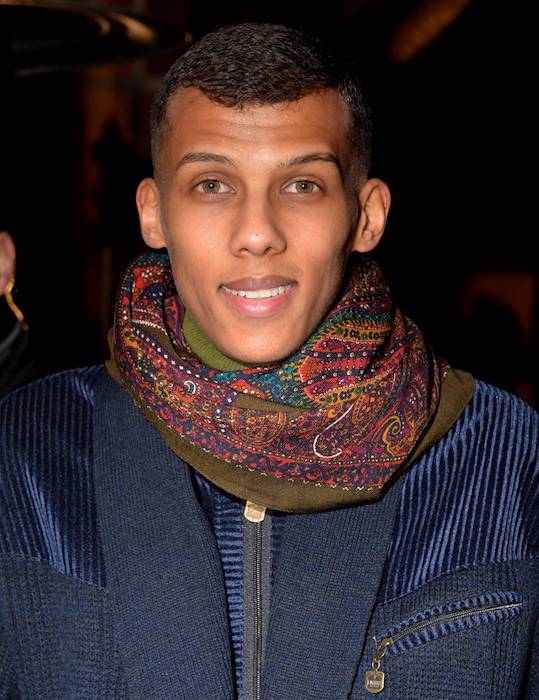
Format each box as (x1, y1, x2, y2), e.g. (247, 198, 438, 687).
(0, 364, 538, 699)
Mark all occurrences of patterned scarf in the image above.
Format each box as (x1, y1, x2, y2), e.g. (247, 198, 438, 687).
(106, 249, 452, 512)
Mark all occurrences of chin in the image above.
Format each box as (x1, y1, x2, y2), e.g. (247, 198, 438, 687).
(234, 344, 297, 365)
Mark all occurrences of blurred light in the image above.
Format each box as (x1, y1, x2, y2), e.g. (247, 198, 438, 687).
(388, 0, 472, 63)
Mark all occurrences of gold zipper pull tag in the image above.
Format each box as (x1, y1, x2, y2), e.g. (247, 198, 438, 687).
(244, 500, 266, 522)
(365, 637, 392, 693)
(365, 668, 385, 694)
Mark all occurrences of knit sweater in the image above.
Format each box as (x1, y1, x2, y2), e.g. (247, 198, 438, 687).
(190, 470, 286, 699)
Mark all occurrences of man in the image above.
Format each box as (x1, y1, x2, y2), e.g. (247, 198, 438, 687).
(0, 21, 537, 700)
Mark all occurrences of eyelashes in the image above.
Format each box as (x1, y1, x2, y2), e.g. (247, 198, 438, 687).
(192, 179, 322, 196)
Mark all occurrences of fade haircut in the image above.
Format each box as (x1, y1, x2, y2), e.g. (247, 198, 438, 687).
(150, 21, 373, 191)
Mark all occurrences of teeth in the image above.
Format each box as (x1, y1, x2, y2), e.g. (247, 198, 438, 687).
(223, 283, 294, 299)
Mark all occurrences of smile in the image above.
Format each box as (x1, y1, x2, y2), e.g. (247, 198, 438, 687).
(220, 283, 297, 317)
(221, 284, 295, 299)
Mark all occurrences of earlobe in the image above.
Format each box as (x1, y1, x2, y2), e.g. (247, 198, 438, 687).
(352, 178, 391, 253)
(136, 178, 166, 249)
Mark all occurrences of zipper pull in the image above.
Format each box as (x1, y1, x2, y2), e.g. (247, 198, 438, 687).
(365, 636, 392, 693)
(244, 500, 266, 522)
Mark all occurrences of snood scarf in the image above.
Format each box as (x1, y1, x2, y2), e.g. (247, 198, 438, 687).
(106, 249, 458, 512)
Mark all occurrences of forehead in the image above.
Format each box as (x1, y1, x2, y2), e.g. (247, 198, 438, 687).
(159, 86, 352, 167)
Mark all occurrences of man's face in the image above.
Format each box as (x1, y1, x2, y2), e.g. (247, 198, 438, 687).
(138, 86, 388, 364)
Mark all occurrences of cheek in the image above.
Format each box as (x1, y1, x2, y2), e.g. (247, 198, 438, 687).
(298, 238, 348, 283)
(166, 243, 221, 312)
(300, 254, 348, 317)
(164, 217, 216, 268)
(165, 208, 223, 258)
(296, 210, 351, 254)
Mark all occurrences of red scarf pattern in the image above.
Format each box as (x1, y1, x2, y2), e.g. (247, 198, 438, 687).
(108, 250, 450, 493)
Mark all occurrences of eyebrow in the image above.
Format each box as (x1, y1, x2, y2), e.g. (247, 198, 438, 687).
(174, 151, 345, 181)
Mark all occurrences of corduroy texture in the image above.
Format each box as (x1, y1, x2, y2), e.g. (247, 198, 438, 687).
(1, 366, 538, 698)
(0, 365, 105, 585)
(104, 249, 474, 511)
(381, 379, 539, 603)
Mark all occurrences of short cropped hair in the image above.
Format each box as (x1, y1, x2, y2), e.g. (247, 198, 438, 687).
(150, 21, 373, 190)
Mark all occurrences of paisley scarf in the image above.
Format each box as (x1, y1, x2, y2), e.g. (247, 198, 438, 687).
(105, 249, 464, 512)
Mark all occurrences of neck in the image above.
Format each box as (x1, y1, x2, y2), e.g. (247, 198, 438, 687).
(183, 308, 257, 371)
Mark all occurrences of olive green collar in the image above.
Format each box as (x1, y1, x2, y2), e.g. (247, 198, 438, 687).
(183, 307, 254, 371)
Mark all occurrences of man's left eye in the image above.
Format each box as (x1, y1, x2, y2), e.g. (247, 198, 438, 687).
(286, 181, 321, 194)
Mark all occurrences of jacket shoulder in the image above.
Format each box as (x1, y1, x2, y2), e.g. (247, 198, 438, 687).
(470, 376, 539, 427)
(0, 363, 106, 413)
(0, 364, 107, 587)
(435, 374, 539, 468)
(383, 377, 539, 602)
(464, 377, 539, 471)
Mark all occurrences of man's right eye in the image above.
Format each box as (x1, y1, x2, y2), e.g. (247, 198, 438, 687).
(193, 179, 232, 195)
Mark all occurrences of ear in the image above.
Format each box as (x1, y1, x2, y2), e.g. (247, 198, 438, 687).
(0, 231, 16, 296)
(351, 178, 391, 253)
(136, 178, 167, 249)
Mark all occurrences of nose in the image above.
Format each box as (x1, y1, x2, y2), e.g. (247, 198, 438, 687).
(229, 194, 286, 257)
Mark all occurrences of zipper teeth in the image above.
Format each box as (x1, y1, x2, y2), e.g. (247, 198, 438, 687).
(379, 600, 522, 650)
(254, 521, 262, 700)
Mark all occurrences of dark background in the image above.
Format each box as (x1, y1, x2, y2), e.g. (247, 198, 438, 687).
(1, 0, 536, 406)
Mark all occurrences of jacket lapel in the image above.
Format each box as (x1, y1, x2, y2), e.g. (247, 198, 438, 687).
(262, 478, 403, 700)
(93, 369, 234, 699)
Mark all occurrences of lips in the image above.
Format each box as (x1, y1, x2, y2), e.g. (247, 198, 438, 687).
(221, 275, 296, 291)
(220, 280, 297, 317)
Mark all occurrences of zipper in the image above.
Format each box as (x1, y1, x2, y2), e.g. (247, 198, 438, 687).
(364, 599, 523, 694)
(245, 501, 267, 523)
(243, 500, 270, 700)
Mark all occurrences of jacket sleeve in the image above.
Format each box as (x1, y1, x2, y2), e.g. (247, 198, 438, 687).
(0, 624, 18, 699)
(523, 615, 539, 699)
(523, 404, 539, 699)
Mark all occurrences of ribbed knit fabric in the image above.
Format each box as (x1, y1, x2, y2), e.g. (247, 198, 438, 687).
(189, 470, 245, 697)
(0, 558, 129, 698)
(190, 468, 287, 699)
(0, 364, 538, 699)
